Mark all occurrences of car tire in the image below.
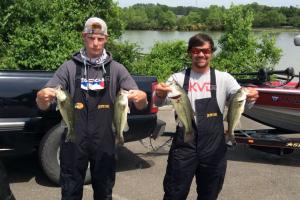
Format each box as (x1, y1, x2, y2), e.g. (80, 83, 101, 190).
(38, 123, 91, 185)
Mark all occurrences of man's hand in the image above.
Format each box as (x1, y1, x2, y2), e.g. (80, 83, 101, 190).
(155, 82, 172, 99)
(246, 87, 259, 102)
(128, 89, 148, 110)
(36, 87, 57, 110)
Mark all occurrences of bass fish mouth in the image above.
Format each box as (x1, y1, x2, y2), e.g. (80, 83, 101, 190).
(169, 94, 181, 99)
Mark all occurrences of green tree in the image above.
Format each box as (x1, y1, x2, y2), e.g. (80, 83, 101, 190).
(257, 33, 281, 67)
(122, 4, 177, 30)
(106, 39, 142, 72)
(267, 10, 287, 27)
(0, 0, 124, 70)
(130, 40, 188, 82)
(213, 5, 282, 73)
(289, 15, 300, 27)
(186, 11, 204, 24)
(170, 6, 198, 16)
(177, 16, 190, 31)
(122, 7, 150, 30)
(254, 10, 286, 27)
(205, 5, 225, 30)
(184, 10, 207, 30)
(157, 10, 177, 30)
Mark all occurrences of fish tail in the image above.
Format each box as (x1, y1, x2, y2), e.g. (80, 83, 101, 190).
(227, 128, 234, 137)
(225, 134, 237, 147)
(66, 129, 75, 142)
(116, 133, 125, 145)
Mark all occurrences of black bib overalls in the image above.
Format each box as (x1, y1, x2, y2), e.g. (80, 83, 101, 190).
(60, 64, 116, 200)
(163, 68, 227, 200)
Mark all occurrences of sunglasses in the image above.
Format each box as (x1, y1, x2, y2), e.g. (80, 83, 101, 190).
(191, 47, 212, 55)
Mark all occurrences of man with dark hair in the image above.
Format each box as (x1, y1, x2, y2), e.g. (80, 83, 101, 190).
(155, 33, 258, 200)
(0, 161, 15, 200)
(36, 17, 147, 200)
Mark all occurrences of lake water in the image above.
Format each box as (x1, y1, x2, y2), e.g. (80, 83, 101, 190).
(120, 30, 300, 73)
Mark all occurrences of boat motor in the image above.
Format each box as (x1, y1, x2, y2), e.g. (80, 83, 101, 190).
(294, 34, 300, 46)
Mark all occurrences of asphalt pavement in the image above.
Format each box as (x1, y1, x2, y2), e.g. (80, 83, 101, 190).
(4, 107, 300, 200)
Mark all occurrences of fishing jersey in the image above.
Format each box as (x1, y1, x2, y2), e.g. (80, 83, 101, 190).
(164, 68, 241, 114)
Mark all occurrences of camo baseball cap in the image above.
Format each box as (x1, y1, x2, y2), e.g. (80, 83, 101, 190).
(83, 17, 108, 36)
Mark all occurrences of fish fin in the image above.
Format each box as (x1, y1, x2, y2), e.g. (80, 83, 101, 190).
(123, 122, 129, 132)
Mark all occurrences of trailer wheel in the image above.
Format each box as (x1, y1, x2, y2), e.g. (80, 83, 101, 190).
(38, 124, 91, 185)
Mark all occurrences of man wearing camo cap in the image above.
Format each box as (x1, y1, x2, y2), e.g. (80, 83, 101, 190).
(36, 17, 147, 200)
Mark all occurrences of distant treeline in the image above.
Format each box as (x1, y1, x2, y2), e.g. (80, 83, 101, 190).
(122, 3, 300, 31)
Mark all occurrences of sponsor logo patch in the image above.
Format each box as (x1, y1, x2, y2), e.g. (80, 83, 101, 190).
(75, 102, 84, 110)
(81, 78, 105, 91)
(207, 112, 218, 118)
(98, 104, 110, 109)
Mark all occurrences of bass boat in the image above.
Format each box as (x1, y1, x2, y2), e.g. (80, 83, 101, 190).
(236, 67, 300, 133)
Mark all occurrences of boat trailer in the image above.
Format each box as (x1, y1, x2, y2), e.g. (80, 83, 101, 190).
(234, 129, 300, 154)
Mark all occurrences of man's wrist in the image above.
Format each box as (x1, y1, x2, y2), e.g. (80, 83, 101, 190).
(134, 99, 148, 110)
(36, 97, 50, 111)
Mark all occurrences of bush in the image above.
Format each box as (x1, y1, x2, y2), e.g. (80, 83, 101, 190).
(106, 39, 142, 72)
(0, 0, 124, 70)
(212, 5, 282, 73)
(130, 40, 189, 82)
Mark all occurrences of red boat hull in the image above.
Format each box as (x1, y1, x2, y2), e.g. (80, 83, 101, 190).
(244, 86, 300, 132)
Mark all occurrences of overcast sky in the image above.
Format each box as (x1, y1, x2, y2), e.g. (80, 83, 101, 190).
(117, 0, 300, 8)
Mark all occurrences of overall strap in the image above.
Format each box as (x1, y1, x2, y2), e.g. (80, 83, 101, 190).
(103, 63, 110, 89)
(210, 68, 217, 98)
(74, 62, 83, 105)
(75, 62, 81, 90)
(183, 68, 191, 93)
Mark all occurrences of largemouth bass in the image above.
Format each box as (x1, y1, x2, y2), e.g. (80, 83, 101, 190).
(168, 81, 194, 143)
(55, 86, 75, 142)
(226, 87, 249, 145)
(113, 89, 130, 145)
